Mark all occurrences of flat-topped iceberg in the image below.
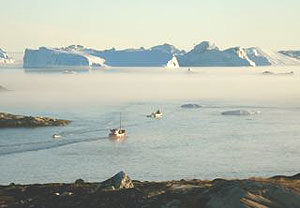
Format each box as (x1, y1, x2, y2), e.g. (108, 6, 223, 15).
(82, 43, 184, 67)
(23, 45, 106, 68)
(0, 48, 14, 64)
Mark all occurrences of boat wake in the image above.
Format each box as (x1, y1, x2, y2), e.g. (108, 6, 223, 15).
(0, 135, 108, 156)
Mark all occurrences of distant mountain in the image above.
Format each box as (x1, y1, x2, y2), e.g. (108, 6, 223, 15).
(0, 48, 14, 64)
(23, 45, 105, 68)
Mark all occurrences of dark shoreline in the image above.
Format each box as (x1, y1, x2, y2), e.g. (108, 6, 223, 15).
(0, 112, 71, 128)
(1, 172, 299, 208)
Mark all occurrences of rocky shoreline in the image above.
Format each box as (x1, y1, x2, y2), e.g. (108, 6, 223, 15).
(0, 172, 299, 208)
(0, 112, 71, 128)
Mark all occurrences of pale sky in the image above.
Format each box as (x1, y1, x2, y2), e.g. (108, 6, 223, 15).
(1, 0, 299, 52)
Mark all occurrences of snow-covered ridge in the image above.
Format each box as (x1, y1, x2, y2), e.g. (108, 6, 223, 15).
(23, 46, 105, 68)
(0, 48, 14, 64)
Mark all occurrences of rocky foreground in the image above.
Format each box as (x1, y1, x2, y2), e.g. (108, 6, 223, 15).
(0, 172, 299, 208)
(0, 112, 71, 128)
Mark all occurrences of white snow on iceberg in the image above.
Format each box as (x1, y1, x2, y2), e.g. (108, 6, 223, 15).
(166, 55, 180, 68)
(0, 48, 14, 65)
(23, 45, 106, 68)
(176, 41, 256, 67)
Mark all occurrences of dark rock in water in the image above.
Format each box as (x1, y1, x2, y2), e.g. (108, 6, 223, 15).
(0, 112, 71, 128)
(262, 71, 294, 76)
(262, 71, 274, 75)
(181, 104, 201, 109)
(221, 110, 260, 116)
(98, 171, 134, 191)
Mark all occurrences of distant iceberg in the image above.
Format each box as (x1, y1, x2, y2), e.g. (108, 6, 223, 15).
(0, 48, 14, 64)
(175, 41, 300, 67)
(82, 43, 184, 67)
(221, 110, 260, 116)
(22, 42, 300, 68)
(23, 45, 106, 68)
(176, 41, 255, 67)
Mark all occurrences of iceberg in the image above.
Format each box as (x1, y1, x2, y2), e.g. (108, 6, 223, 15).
(176, 41, 256, 67)
(22, 42, 300, 68)
(82, 43, 183, 67)
(23, 45, 106, 68)
(0, 48, 14, 64)
(278, 50, 300, 61)
(221, 110, 260, 116)
(248, 48, 300, 66)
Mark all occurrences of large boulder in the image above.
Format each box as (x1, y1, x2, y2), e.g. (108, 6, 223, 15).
(98, 171, 134, 191)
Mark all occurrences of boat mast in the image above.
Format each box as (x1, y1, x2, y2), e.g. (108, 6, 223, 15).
(120, 113, 122, 129)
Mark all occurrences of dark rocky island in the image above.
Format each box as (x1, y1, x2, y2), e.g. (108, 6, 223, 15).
(181, 104, 201, 109)
(0, 171, 299, 208)
(0, 112, 71, 128)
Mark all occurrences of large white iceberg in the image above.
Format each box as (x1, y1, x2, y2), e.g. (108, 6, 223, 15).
(81, 43, 184, 67)
(23, 42, 300, 68)
(176, 41, 256, 67)
(0, 48, 14, 64)
(172, 41, 300, 67)
(23, 45, 106, 68)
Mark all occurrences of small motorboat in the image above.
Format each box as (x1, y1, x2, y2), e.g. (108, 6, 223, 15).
(52, 134, 62, 139)
(109, 113, 126, 139)
(147, 110, 163, 118)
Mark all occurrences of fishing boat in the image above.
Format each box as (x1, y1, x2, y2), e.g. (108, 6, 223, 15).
(147, 110, 163, 118)
(109, 113, 126, 138)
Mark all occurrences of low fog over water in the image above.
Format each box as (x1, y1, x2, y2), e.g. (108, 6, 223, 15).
(0, 66, 300, 111)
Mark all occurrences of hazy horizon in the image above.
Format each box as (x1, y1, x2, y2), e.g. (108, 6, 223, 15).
(1, 0, 300, 52)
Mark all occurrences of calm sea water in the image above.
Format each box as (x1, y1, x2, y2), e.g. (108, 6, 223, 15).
(0, 66, 300, 184)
